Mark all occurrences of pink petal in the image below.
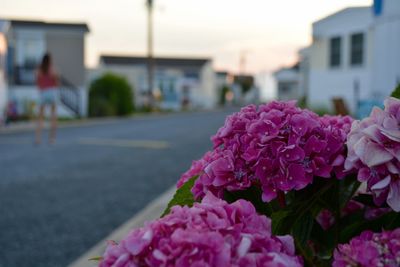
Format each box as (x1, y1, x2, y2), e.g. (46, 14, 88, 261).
(387, 162, 400, 174)
(370, 176, 391, 190)
(357, 168, 371, 182)
(275, 235, 295, 255)
(380, 128, 400, 142)
(361, 141, 393, 167)
(387, 180, 400, 212)
(353, 137, 368, 159)
(262, 185, 277, 202)
(237, 236, 252, 257)
(125, 229, 153, 255)
(331, 154, 345, 167)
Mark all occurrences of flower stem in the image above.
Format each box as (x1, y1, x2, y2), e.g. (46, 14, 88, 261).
(277, 191, 286, 208)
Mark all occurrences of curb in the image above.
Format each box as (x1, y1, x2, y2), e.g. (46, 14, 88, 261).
(67, 186, 176, 267)
(0, 117, 128, 135)
(0, 109, 227, 135)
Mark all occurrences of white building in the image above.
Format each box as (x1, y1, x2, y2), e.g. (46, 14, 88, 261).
(308, 0, 400, 113)
(89, 55, 217, 110)
(1, 19, 89, 119)
(273, 64, 300, 101)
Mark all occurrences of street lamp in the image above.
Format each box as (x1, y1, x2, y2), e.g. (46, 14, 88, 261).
(146, 0, 154, 107)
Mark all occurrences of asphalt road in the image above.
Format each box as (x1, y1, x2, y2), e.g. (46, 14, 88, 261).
(0, 110, 233, 267)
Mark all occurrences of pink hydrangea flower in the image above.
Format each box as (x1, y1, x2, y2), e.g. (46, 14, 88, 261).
(177, 151, 220, 188)
(345, 97, 400, 211)
(320, 114, 355, 178)
(177, 101, 353, 202)
(333, 228, 400, 267)
(316, 200, 364, 230)
(99, 193, 303, 267)
(316, 209, 335, 230)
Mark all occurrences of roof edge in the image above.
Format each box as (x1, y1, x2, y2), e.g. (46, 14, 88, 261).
(312, 6, 370, 26)
(7, 18, 89, 32)
(100, 54, 211, 62)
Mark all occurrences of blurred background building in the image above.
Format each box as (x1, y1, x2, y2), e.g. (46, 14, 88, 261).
(89, 55, 216, 110)
(0, 17, 258, 122)
(0, 19, 89, 120)
(274, 0, 400, 116)
(273, 63, 300, 101)
(4, 1, 398, 122)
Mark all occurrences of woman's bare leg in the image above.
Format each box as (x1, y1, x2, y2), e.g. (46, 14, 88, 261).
(49, 103, 57, 144)
(35, 105, 45, 144)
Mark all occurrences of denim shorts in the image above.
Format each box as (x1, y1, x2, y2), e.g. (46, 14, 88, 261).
(39, 89, 58, 105)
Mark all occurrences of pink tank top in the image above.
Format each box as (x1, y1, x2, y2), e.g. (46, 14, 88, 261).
(37, 71, 57, 90)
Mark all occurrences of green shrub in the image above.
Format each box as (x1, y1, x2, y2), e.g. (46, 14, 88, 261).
(219, 86, 230, 106)
(391, 83, 400, 99)
(89, 73, 134, 117)
(309, 106, 333, 116)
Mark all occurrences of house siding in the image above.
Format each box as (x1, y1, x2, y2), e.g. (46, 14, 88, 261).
(46, 31, 85, 86)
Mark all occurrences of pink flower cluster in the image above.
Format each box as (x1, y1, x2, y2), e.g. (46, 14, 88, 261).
(179, 101, 353, 202)
(333, 228, 400, 267)
(99, 193, 303, 267)
(316, 200, 364, 230)
(345, 97, 400, 211)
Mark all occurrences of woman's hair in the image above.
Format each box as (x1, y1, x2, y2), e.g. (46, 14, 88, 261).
(40, 53, 51, 74)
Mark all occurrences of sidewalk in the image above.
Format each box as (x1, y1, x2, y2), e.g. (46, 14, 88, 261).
(0, 117, 123, 135)
(67, 187, 175, 267)
(0, 108, 228, 135)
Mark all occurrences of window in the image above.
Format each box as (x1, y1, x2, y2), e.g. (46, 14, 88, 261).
(329, 36, 341, 68)
(350, 33, 364, 66)
(15, 33, 45, 85)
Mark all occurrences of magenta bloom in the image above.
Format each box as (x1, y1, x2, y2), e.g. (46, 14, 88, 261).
(316, 209, 335, 230)
(345, 97, 400, 211)
(99, 193, 303, 267)
(333, 228, 400, 267)
(177, 101, 353, 202)
(316, 200, 363, 230)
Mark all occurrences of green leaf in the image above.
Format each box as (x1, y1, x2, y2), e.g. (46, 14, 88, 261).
(338, 174, 360, 209)
(291, 212, 315, 266)
(311, 222, 335, 259)
(291, 212, 314, 246)
(353, 194, 376, 206)
(89, 256, 103, 261)
(271, 210, 291, 235)
(340, 211, 400, 243)
(161, 176, 198, 217)
(391, 83, 400, 99)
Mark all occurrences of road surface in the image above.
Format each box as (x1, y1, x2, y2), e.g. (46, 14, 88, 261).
(0, 110, 233, 267)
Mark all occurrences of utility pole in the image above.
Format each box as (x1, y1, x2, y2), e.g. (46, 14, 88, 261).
(146, 0, 154, 107)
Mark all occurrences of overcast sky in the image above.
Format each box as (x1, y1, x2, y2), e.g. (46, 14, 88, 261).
(1, 0, 371, 98)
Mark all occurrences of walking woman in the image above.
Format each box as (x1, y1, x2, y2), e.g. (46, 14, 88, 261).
(35, 53, 59, 144)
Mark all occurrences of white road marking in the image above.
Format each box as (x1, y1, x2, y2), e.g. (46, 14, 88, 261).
(78, 138, 170, 149)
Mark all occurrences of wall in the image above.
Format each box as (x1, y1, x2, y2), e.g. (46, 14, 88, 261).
(199, 62, 217, 109)
(8, 86, 87, 118)
(298, 48, 310, 102)
(309, 7, 373, 113)
(274, 68, 300, 101)
(90, 62, 218, 110)
(371, 0, 400, 99)
(46, 30, 85, 86)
